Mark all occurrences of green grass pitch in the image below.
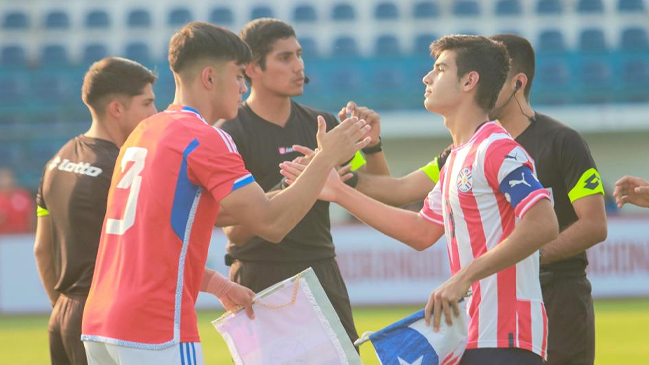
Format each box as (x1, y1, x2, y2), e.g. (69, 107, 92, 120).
(1, 299, 647, 364)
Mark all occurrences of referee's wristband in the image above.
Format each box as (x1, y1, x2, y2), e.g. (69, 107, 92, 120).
(419, 157, 441, 184)
(361, 137, 382, 155)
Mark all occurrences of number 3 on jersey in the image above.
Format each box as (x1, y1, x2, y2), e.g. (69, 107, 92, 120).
(105, 147, 147, 235)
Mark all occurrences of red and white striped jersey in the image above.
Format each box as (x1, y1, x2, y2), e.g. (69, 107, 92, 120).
(420, 122, 550, 359)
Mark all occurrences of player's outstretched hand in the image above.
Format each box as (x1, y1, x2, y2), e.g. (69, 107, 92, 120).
(220, 283, 255, 319)
(316, 115, 371, 166)
(338, 101, 381, 147)
(424, 273, 471, 332)
(613, 175, 649, 208)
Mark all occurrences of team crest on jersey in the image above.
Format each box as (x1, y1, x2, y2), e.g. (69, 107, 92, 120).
(457, 167, 473, 193)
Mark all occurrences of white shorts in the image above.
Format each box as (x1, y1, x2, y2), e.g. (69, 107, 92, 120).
(84, 341, 205, 365)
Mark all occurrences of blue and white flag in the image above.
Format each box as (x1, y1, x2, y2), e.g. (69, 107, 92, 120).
(355, 301, 468, 365)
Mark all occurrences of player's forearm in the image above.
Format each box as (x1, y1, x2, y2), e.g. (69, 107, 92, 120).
(540, 215, 607, 264)
(361, 151, 390, 176)
(460, 200, 558, 285)
(258, 153, 334, 242)
(221, 190, 282, 244)
(34, 244, 59, 305)
(356, 170, 433, 207)
(334, 183, 442, 250)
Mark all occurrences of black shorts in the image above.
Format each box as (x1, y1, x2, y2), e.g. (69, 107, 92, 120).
(229, 257, 359, 344)
(461, 348, 542, 365)
(542, 274, 595, 365)
(48, 293, 88, 365)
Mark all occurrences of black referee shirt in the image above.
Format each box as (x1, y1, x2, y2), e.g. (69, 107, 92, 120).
(516, 113, 604, 274)
(220, 101, 339, 262)
(36, 135, 119, 296)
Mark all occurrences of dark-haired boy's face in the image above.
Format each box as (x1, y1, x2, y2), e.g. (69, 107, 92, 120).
(213, 61, 248, 120)
(422, 50, 463, 115)
(120, 83, 157, 136)
(255, 37, 305, 97)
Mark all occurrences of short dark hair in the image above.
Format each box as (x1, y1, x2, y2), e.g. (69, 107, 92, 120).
(239, 18, 296, 84)
(430, 35, 510, 111)
(168, 21, 252, 74)
(490, 34, 536, 100)
(81, 57, 157, 114)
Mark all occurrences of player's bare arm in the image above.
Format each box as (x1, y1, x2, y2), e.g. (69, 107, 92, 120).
(338, 101, 390, 176)
(33, 215, 59, 306)
(539, 194, 607, 264)
(218, 116, 370, 243)
(613, 175, 649, 208)
(280, 160, 444, 250)
(424, 199, 558, 330)
(201, 268, 255, 318)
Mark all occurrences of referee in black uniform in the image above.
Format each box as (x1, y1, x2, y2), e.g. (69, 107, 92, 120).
(487, 34, 607, 365)
(217, 18, 387, 345)
(34, 58, 157, 365)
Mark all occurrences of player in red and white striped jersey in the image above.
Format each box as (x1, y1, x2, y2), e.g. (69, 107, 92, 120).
(280, 35, 559, 365)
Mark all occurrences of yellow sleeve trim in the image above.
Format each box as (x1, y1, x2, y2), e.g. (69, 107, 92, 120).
(349, 151, 366, 171)
(419, 157, 440, 184)
(37, 205, 50, 217)
(568, 168, 605, 203)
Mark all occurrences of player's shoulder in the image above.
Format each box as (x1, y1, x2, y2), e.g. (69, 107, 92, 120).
(534, 112, 581, 140)
(293, 101, 337, 124)
(478, 122, 517, 150)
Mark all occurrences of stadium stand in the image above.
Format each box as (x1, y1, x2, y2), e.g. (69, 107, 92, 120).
(1, 0, 648, 189)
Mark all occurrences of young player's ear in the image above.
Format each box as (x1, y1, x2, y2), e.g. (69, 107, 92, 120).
(201, 67, 214, 89)
(106, 99, 123, 119)
(463, 71, 480, 91)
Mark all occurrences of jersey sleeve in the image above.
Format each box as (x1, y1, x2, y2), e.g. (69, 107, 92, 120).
(558, 128, 604, 203)
(188, 127, 255, 202)
(485, 138, 550, 218)
(419, 179, 444, 226)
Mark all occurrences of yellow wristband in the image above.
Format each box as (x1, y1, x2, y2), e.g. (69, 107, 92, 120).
(349, 151, 366, 171)
(37, 205, 50, 217)
(419, 157, 440, 184)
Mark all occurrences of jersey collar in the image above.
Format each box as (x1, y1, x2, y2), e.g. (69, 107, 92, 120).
(166, 104, 208, 125)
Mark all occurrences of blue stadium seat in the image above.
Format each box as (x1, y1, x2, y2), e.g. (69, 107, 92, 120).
(495, 0, 522, 15)
(32, 74, 69, 105)
(332, 37, 358, 57)
(86, 10, 110, 29)
(168, 8, 192, 26)
(535, 61, 571, 104)
(538, 30, 566, 54)
(125, 42, 151, 64)
(1, 46, 27, 68)
(3, 11, 29, 30)
(210, 8, 234, 25)
(332, 3, 356, 21)
(40, 45, 69, 67)
(453, 0, 480, 16)
(413, 1, 440, 18)
(127, 9, 152, 28)
(577, 0, 604, 13)
(622, 59, 649, 101)
(375, 35, 400, 57)
(298, 37, 318, 58)
(618, 0, 646, 12)
(579, 29, 607, 53)
(414, 33, 437, 55)
(0, 75, 27, 106)
(579, 60, 611, 102)
(330, 68, 362, 92)
(372, 68, 404, 109)
(44, 11, 70, 29)
(293, 4, 317, 22)
(82, 43, 108, 64)
(251, 6, 274, 20)
(536, 0, 562, 14)
(375, 2, 399, 19)
(621, 27, 649, 52)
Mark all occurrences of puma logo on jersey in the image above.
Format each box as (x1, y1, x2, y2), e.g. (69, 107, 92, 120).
(509, 172, 531, 188)
(48, 156, 103, 177)
(504, 153, 518, 160)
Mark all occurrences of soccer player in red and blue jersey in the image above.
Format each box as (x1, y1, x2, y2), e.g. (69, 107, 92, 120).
(81, 22, 371, 365)
(281, 35, 559, 365)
